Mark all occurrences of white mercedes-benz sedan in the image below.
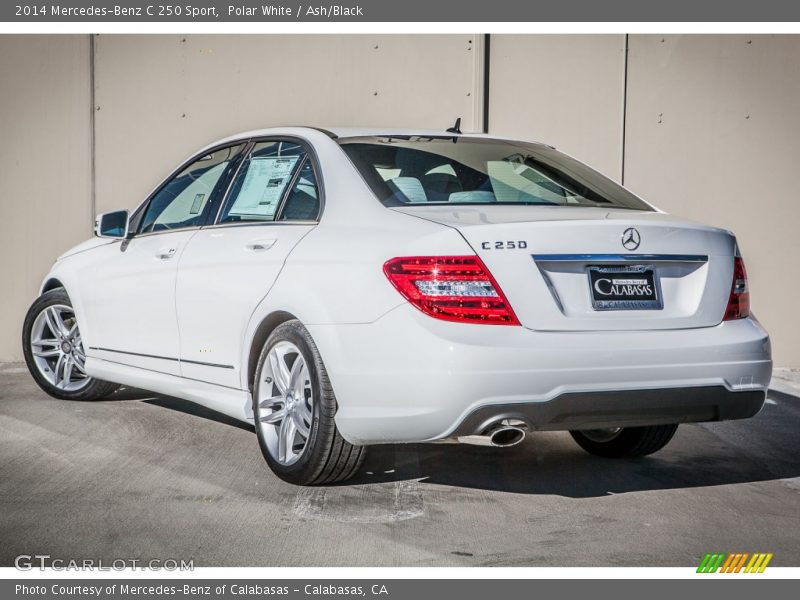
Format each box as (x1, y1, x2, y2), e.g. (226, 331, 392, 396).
(22, 127, 772, 484)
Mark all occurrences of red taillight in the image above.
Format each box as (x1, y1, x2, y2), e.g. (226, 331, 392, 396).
(383, 256, 520, 325)
(724, 256, 750, 321)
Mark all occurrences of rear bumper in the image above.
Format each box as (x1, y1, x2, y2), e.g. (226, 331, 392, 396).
(306, 306, 772, 445)
(451, 386, 766, 436)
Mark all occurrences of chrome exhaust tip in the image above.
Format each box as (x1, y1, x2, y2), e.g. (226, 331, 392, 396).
(489, 426, 526, 447)
(457, 422, 526, 447)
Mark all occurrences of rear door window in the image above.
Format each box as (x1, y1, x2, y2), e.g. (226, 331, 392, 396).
(219, 141, 319, 223)
(279, 159, 320, 221)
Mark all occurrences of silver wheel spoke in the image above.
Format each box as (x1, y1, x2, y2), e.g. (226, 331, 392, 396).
(72, 355, 87, 375)
(53, 354, 66, 388)
(34, 348, 61, 358)
(268, 351, 291, 394)
(32, 339, 60, 358)
(45, 307, 68, 338)
(64, 354, 75, 386)
(259, 394, 284, 410)
(74, 338, 86, 360)
(261, 406, 287, 425)
(296, 398, 312, 423)
(292, 408, 310, 437)
(294, 366, 309, 400)
(62, 355, 75, 388)
(289, 355, 305, 390)
(278, 416, 297, 463)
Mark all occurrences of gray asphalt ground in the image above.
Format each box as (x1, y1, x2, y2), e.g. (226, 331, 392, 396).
(1, 363, 799, 567)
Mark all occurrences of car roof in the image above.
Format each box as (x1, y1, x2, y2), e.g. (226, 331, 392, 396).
(325, 127, 494, 139)
(201, 126, 543, 151)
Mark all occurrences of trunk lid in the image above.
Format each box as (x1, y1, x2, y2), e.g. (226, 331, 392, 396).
(392, 205, 736, 331)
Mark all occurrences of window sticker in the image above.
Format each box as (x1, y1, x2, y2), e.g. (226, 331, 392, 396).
(228, 156, 300, 217)
(189, 193, 205, 215)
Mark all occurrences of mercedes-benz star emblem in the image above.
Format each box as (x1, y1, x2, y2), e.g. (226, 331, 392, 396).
(621, 227, 641, 251)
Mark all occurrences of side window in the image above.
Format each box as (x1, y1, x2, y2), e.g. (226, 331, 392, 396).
(139, 144, 245, 234)
(219, 141, 312, 224)
(279, 159, 320, 221)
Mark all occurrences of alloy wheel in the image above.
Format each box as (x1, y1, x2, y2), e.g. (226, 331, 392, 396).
(256, 341, 314, 466)
(29, 304, 91, 392)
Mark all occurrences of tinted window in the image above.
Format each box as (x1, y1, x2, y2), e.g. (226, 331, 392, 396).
(139, 144, 245, 233)
(279, 160, 320, 221)
(219, 141, 318, 223)
(340, 137, 652, 211)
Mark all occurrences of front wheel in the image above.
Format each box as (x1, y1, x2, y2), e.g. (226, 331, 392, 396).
(253, 320, 365, 485)
(570, 424, 679, 458)
(22, 288, 120, 401)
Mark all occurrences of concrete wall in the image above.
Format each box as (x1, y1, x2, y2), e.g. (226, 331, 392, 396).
(622, 35, 800, 368)
(0, 36, 93, 363)
(489, 35, 626, 180)
(0, 34, 798, 366)
(93, 34, 483, 212)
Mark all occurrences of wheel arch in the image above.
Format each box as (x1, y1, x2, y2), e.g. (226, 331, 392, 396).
(245, 310, 298, 392)
(40, 277, 66, 295)
(37, 271, 93, 353)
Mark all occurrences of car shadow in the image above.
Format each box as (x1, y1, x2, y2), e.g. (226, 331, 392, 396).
(104, 386, 254, 432)
(346, 387, 800, 498)
(111, 385, 800, 499)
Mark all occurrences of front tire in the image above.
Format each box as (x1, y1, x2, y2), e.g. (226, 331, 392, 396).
(22, 288, 120, 401)
(570, 424, 679, 458)
(253, 320, 365, 485)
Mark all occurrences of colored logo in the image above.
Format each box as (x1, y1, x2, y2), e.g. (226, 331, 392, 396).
(697, 552, 773, 573)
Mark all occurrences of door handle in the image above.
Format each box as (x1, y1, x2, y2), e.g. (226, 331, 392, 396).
(245, 239, 276, 252)
(155, 247, 177, 260)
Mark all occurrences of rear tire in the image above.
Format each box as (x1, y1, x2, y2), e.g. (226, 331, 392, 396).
(22, 288, 120, 401)
(570, 424, 679, 458)
(252, 320, 365, 485)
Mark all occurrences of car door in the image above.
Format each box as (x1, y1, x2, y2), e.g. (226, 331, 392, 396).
(175, 139, 321, 388)
(85, 143, 246, 375)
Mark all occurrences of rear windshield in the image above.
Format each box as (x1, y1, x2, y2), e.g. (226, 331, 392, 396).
(339, 136, 652, 211)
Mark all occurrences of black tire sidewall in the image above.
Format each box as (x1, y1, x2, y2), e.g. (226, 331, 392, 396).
(570, 425, 678, 458)
(570, 428, 642, 458)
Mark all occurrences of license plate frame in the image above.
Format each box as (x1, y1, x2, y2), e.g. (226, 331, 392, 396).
(588, 264, 663, 311)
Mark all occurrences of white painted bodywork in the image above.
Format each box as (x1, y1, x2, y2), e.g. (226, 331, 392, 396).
(37, 127, 772, 443)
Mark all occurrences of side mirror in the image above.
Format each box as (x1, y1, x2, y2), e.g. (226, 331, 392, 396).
(94, 210, 130, 239)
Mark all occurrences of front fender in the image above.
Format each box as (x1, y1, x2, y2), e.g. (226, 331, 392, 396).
(35, 240, 111, 353)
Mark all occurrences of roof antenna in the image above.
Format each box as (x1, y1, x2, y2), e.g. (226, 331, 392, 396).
(446, 117, 462, 135)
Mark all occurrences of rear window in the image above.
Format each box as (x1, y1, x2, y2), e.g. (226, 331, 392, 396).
(340, 136, 652, 211)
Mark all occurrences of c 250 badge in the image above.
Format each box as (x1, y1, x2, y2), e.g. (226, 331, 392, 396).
(481, 241, 528, 250)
